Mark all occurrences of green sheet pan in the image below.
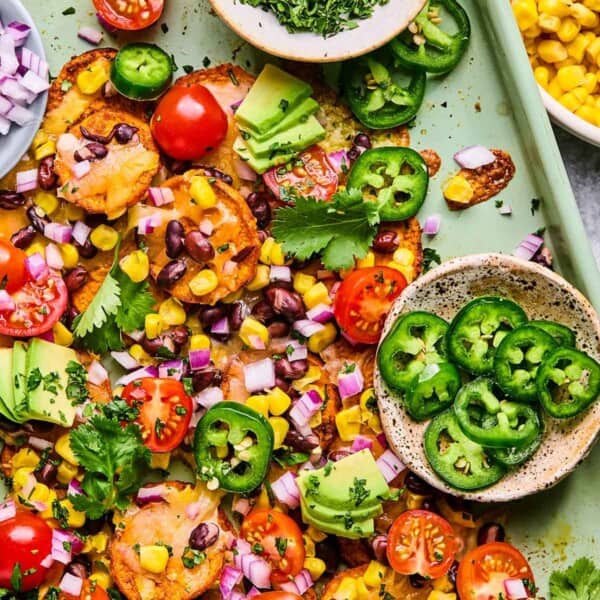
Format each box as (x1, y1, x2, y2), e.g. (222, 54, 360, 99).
(16, 0, 600, 591)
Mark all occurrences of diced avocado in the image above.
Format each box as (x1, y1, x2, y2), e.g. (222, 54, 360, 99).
(240, 97, 319, 142)
(245, 116, 326, 159)
(234, 137, 295, 175)
(235, 64, 312, 134)
(12, 341, 28, 419)
(299, 496, 375, 539)
(0, 348, 18, 422)
(297, 449, 389, 510)
(23, 339, 79, 427)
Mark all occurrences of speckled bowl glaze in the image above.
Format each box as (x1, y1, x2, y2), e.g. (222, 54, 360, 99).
(374, 253, 600, 502)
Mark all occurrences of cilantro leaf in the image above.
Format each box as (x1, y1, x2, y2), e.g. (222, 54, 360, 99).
(550, 557, 600, 600)
(75, 318, 124, 355)
(72, 273, 120, 337)
(113, 269, 155, 333)
(69, 415, 150, 518)
(272, 188, 379, 271)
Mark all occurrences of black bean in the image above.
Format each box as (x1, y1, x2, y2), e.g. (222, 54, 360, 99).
(64, 266, 89, 292)
(405, 472, 435, 495)
(86, 142, 108, 159)
(38, 156, 57, 190)
(157, 260, 187, 288)
(284, 430, 319, 452)
(0, 415, 20, 432)
(251, 300, 276, 324)
(197, 165, 233, 185)
(80, 125, 113, 145)
(371, 535, 388, 565)
(328, 449, 352, 462)
(347, 146, 361, 162)
(199, 306, 227, 329)
(11, 225, 36, 249)
(184, 231, 215, 263)
(267, 320, 290, 338)
(26, 205, 50, 234)
(316, 539, 339, 574)
(66, 557, 91, 579)
(231, 246, 255, 263)
(114, 123, 138, 144)
(74, 145, 95, 162)
(477, 522, 506, 546)
(82, 516, 107, 535)
(265, 287, 305, 321)
(0, 190, 26, 210)
(189, 522, 220, 551)
(229, 302, 243, 331)
(141, 334, 175, 357)
(354, 133, 372, 149)
(165, 220, 185, 259)
(410, 574, 428, 588)
(169, 326, 190, 347)
(74, 238, 98, 259)
(275, 358, 308, 380)
(245, 192, 272, 229)
(192, 369, 222, 393)
(168, 158, 191, 175)
(372, 230, 400, 254)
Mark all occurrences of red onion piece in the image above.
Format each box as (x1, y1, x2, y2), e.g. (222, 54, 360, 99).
(78, 26, 103, 45)
(237, 552, 272, 589)
(189, 349, 211, 371)
(40, 554, 54, 568)
(72, 221, 91, 245)
(45, 243, 64, 270)
(376, 431, 388, 449)
(219, 565, 243, 599)
(234, 157, 257, 181)
(137, 214, 163, 235)
(194, 386, 224, 409)
(269, 265, 291, 282)
(114, 365, 158, 387)
(376, 449, 405, 483)
(158, 359, 185, 380)
(293, 319, 325, 338)
(21, 472, 35, 497)
(223, 260, 237, 276)
(15, 168, 37, 193)
(0, 290, 15, 313)
(28, 435, 53, 451)
(271, 471, 300, 509)
(71, 159, 91, 179)
(285, 339, 307, 362)
(87, 360, 108, 385)
(199, 219, 214, 236)
(280, 569, 313, 595)
(6, 102, 35, 125)
(247, 335, 266, 350)
(513, 233, 544, 261)
(21, 70, 49, 94)
(232, 496, 251, 516)
(337, 363, 364, 399)
(423, 214, 441, 236)
(503, 578, 528, 599)
(351, 435, 373, 452)
(0, 115, 10, 135)
(110, 350, 139, 371)
(67, 478, 83, 497)
(136, 485, 168, 507)
(0, 499, 16, 522)
(0, 34, 19, 75)
(59, 573, 83, 597)
(305, 303, 334, 324)
(499, 204, 513, 215)
(19, 47, 48, 78)
(148, 186, 175, 207)
(243, 358, 275, 393)
(6, 21, 30, 46)
(96, 12, 118, 34)
(211, 316, 230, 335)
(44, 222, 73, 244)
(453, 145, 496, 169)
(289, 389, 323, 428)
(25, 252, 48, 282)
(326, 149, 349, 174)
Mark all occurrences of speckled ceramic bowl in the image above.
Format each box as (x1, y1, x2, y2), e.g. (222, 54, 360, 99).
(374, 253, 600, 502)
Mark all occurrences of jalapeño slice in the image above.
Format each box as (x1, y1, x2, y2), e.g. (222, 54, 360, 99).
(405, 362, 461, 421)
(529, 319, 576, 348)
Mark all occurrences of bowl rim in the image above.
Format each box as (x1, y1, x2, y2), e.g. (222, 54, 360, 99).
(0, 0, 48, 179)
(208, 0, 427, 63)
(374, 252, 600, 502)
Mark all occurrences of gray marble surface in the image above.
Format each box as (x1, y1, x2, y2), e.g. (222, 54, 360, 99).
(556, 126, 600, 265)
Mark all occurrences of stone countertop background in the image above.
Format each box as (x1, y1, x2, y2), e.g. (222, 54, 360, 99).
(558, 127, 600, 264)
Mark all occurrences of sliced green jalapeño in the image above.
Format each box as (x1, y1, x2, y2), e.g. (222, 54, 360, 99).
(529, 319, 576, 348)
(405, 362, 461, 421)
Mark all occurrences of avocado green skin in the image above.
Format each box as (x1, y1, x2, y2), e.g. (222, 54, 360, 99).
(0, 348, 18, 422)
(11, 341, 28, 420)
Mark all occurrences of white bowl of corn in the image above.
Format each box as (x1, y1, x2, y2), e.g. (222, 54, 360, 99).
(513, 0, 600, 146)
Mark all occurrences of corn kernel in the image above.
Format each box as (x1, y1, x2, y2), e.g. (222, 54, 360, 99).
(557, 17, 581, 43)
(65, 203, 85, 221)
(303, 282, 331, 309)
(427, 592, 457, 600)
(145, 313, 164, 340)
(433, 575, 455, 592)
(246, 265, 270, 291)
(572, 2, 599, 27)
(60, 498, 86, 528)
(573, 85, 590, 101)
(538, 39, 569, 62)
(334, 578, 358, 600)
(84, 532, 109, 554)
(139, 545, 170, 574)
(30, 483, 50, 504)
(190, 334, 210, 350)
(548, 76, 564, 98)
(293, 272, 316, 294)
(246, 395, 270, 418)
(58, 243, 79, 269)
(364, 562, 388, 588)
(40, 490, 57, 520)
(576, 104, 597, 121)
(584, 72, 598, 92)
(240, 317, 270, 347)
(150, 452, 171, 470)
(255, 486, 271, 510)
(34, 191, 59, 216)
(90, 224, 119, 251)
(12, 448, 40, 470)
(306, 525, 328, 542)
(130, 344, 153, 366)
(535, 65, 551, 87)
(32, 130, 49, 149)
(557, 64, 587, 89)
(76, 62, 110, 95)
(567, 33, 591, 61)
(336, 405, 362, 441)
(89, 571, 112, 590)
(259, 237, 285, 265)
(585, 0, 600, 9)
(539, 13, 561, 32)
(189, 269, 218, 296)
(308, 321, 337, 353)
(368, 413, 383, 434)
(53, 321, 74, 347)
(268, 387, 292, 415)
(13, 467, 34, 491)
(303, 535, 316, 557)
(406, 491, 426, 509)
(523, 22, 542, 38)
(25, 243, 45, 257)
(56, 433, 79, 465)
(513, 0, 539, 30)
(269, 416, 289, 449)
(159, 297, 187, 326)
(57, 461, 79, 485)
(559, 90, 584, 110)
(360, 388, 377, 418)
(539, 0, 572, 18)
(292, 365, 322, 392)
(443, 175, 474, 203)
(308, 409, 322, 428)
(189, 176, 217, 209)
(304, 557, 326, 581)
(34, 140, 57, 161)
(119, 250, 150, 283)
(356, 251, 375, 268)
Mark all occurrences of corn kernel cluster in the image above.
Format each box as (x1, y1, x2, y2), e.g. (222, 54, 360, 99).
(513, 0, 600, 124)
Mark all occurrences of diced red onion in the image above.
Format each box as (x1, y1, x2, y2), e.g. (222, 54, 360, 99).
(15, 168, 37, 193)
(376, 449, 405, 483)
(244, 358, 276, 393)
(21, 472, 36, 497)
(237, 552, 272, 589)
(95, 11, 118, 33)
(271, 471, 300, 509)
(37, 329, 54, 342)
(513, 233, 544, 261)
(286, 340, 307, 362)
(220, 566, 243, 599)
(232, 496, 251, 516)
(247, 335, 266, 350)
(326, 149, 349, 174)
(148, 186, 175, 207)
(136, 485, 168, 507)
(454, 145, 496, 169)
(329, 281, 341, 299)
(40, 554, 54, 568)
(158, 359, 185, 380)
(0, 290, 15, 313)
(499, 204, 513, 215)
(199, 219, 214, 236)
(246, 587, 260, 598)
(5, 102, 34, 125)
(87, 360, 108, 385)
(351, 435, 373, 452)
(293, 319, 325, 338)
(280, 569, 313, 595)
(0, 34, 19, 75)
(44, 222, 73, 244)
(289, 389, 323, 428)
(71, 159, 91, 179)
(6, 22, 30, 47)
(270, 265, 291, 282)
(2, 77, 35, 104)
(376, 431, 388, 449)
(189, 349, 211, 371)
(45, 243, 64, 270)
(110, 350, 139, 371)
(338, 364, 364, 399)
(211, 316, 230, 335)
(137, 214, 162, 235)
(503, 578, 528, 599)
(28, 436, 53, 451)
(234, 157, 257, 181)
(59, 573, 83, 597)
(223, 260, 237, 276)
(114, 365, 158, 387)
(423, 214, 441, 236)
(194, 386, 224, 409)
(67, 478, 83, 497)
(18, 47, 48, 78)
(0, 115, 10, 135)
(52, 529, 81, 564)
(0, 499, 16, 522)
(78, 26, 103, 45)
(21, 70, 49, 94)
(127, 329, 145, 342)
(305, 303, 334, 324)
(25, 252, 48, 282)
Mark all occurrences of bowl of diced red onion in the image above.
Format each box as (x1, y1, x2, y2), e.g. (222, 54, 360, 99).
(0, 0, 49, 179)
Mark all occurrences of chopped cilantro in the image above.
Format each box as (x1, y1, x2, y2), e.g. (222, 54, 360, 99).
(422, 247, 441, 273)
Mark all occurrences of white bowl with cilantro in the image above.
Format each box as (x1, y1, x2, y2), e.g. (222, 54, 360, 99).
(208, 0, 427, 62)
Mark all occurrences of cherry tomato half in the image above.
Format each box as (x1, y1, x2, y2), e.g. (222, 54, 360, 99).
(0, 240, 27, 293)
(387, 510, 458, 579)
(122, 378, 193, 452)
(150, 84, 228, 161)
(0, 512, 53, 592)
(241, 509, 305, 584)
(333, 266, 407, 344)
(93, 0, 164, 31)
(263, 145, 338, 201)
(457, 542, 535, 600)
(0, 272, 68, 338)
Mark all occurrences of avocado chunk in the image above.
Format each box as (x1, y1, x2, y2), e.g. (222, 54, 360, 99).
(299, 496, 376, 539)
(234, 137, 296, 175)
(12, 341, 28, 419)
(244, 116, 326, 159)
(22, 339, 80, 427)
(0, 348, 18, 422)
(235, 64, 312, 134)
(240, 97, 319, 142)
